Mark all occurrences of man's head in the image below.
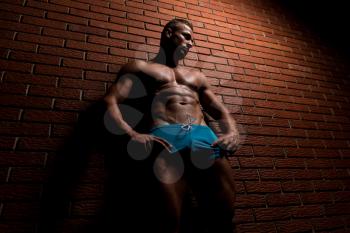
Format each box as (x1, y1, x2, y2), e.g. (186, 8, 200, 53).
(160, 18, 194, 59)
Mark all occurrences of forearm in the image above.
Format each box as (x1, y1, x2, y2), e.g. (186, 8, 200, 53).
(105, 98, 137, 137)
(217, 111, 239, 135)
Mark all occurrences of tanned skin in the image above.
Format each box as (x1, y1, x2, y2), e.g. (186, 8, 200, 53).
(104, 21, 240, 233)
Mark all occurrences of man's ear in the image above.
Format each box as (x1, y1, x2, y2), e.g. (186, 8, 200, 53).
(165, 28, 173, 38)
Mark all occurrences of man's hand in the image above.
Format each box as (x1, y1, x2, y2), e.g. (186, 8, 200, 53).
(130, 133, 173, 153)
(212, 132, 240, 153)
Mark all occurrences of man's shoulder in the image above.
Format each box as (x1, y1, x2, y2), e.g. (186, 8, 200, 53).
(178, 66, 205, 78)
(120, 59, 148, 74)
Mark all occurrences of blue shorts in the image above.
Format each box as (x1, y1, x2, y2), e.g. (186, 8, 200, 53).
(150, 124, 221, 159)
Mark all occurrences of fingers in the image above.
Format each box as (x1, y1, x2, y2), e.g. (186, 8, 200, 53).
(212, 136, 239, 152)
(144, 140, 153, 152)
(152, 136, 172, 152)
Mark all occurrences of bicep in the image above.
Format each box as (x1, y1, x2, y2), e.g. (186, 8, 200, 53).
(199, 79, 229, 119)
(105, 78, 133, 104)
(104, 62, 142, 104)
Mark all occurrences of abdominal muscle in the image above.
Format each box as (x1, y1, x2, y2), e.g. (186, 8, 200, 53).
(150, 85, 207, 128)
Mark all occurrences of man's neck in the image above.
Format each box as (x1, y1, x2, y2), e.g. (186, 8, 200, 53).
(152, 47, 179, 68)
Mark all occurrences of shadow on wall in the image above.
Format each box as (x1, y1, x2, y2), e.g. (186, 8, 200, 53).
(37, 99, 204, 233)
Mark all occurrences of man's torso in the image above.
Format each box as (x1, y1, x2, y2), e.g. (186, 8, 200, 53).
(131, 61, 207, 129)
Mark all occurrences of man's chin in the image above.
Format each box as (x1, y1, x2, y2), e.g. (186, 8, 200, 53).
(173, 50, 188, 60)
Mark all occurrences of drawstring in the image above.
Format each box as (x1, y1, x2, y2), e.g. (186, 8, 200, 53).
(181, 114, 196, 131)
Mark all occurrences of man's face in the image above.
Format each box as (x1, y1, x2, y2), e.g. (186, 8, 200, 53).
(171, 23, 194, 59)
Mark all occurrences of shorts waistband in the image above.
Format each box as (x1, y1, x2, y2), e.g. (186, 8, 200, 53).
(150, 123, 209, 132)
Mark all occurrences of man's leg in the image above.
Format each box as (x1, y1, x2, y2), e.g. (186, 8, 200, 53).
(189, 155, 236, 233)
(152, 151, 188, 233)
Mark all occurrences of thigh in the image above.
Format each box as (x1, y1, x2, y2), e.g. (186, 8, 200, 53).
(189, 156, 236, 210)
(152, 150, 188, 217)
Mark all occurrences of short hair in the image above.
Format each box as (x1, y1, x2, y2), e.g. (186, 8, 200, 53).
(160, 18, 193, 44)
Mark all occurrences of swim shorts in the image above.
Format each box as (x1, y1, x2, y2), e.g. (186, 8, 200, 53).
(150, 124, 221, 159)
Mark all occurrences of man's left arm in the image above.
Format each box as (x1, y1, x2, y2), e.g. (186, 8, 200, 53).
(198, 74, 240, 152)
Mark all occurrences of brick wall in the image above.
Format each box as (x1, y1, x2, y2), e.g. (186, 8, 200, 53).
(1, 0, 350, 232)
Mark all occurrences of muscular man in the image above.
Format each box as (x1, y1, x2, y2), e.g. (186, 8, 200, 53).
(104, 19, 240, 233)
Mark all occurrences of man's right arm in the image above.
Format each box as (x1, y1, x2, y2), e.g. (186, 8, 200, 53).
(103, 61, 140, 137)
(103, 61, 172, 151)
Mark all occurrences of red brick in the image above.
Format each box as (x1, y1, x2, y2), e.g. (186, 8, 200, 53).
(86, 52, 126, 64)
(253, 146, 285, 157)
(70, 8, 108, 21)
(29, 86, 81, 99)
(276, 220, 313, 233)
(23, 109, 77, 123)
(90, 5, 125, 18)
(201, 69, 232, 80)
(26, 0, 69, 13)
(50, 0, 89, 10)
(110, 31, 145, 43)
(0, 10, 21, 22)
(35, 64, 82, 78)
(0, 184, 41, 200)
(1, 59, 33, 73)
(234, 208, 254, 223)
(282, 181, 314, 192)
(59, 78, 105, 90)
(88, 36, 126, 48)
(17, 32, 64, 47)
(266, 193, 300, 206)
(301, 192, 333, 204)
(47, 11, 88, 25)
(10, 50, 60, 65)
(68, 23, 108, 36)
(0, 94, 52, 109)
(54, 99, 90, 111)
(291, 205, 324, 218)
(245, 181, 281, 193)
(236, 222, 276, 233)
(144, 10, 173, 21)
(294, 169, 323, 180)
(4, 72, 57, 86)
(43, 27, 85, 41)
(70, 200, 103, 216)
(22, 15, 66, 30)
(324, 203, 350, 216)
(313, 180, 344, 191)
(311, 216, 345, 231)
(0, 107, 20, 120)
(39, 45, 84, 59)
(239, 157, 274, 168)
(0, 20, 40, 34)
(235, 194, 266, 208)
(63, 58, 106, 72)
(275, 158, 305, 169)
(89, 19, 127, 32)
(9, 167, 48, 183)
(255, 207, 291, 221)
(0, 3, 44, 17)
(0, 151, 46, 166)
(259, 117, 290, 128)
(259, 170, 294, 180)
(0, 122, 49, 136)
(71, 183, 104, 199)
(127, 1, 157, 11)
(0, 83, 27, 95)
(210, 49, 239, 59)
(0, 136, 16, 150)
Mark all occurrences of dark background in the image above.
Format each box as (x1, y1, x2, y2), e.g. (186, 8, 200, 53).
(276, 0, 350, 57)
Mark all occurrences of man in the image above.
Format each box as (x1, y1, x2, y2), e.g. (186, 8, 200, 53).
(104, 18, 240, 233)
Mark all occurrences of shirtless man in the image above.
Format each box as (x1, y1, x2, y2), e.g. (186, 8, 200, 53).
(103, 19, 240, 233)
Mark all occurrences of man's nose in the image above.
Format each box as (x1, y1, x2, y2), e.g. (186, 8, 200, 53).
(187, 41, 193, 49)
